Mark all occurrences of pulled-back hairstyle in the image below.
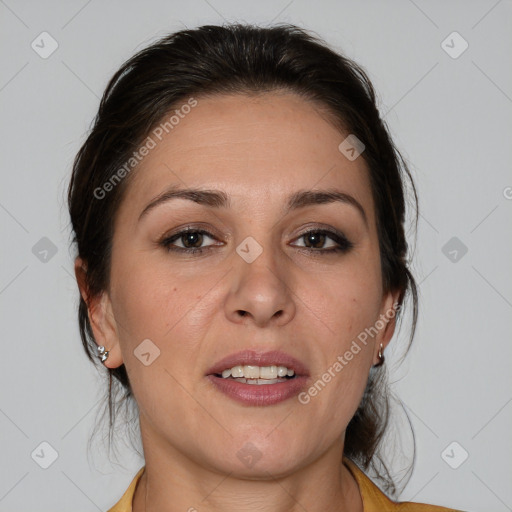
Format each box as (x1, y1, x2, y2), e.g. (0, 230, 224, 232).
(67, 22, 419, 497)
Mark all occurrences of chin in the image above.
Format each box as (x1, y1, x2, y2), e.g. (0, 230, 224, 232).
(203, 433, 308, 479)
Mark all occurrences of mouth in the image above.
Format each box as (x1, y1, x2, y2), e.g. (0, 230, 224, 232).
(213, 371, 296, 384)
(205, 350, 310, 406)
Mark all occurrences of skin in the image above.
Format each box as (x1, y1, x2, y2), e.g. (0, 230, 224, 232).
(75, 91, 400, 512)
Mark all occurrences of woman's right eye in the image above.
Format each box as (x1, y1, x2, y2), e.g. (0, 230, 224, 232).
(160, 229, 219, 254)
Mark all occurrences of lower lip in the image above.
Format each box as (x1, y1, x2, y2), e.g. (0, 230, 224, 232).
(206, 375, 309, 406)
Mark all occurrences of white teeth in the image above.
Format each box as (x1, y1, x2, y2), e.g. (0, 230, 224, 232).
(277, 366, 288, 377)
(259, 365, 277, 379)
(220, 365, 295, 379)
(231, 365, 244, 378)
(230, 378, 285, 385)
(244, 365, 260, 379)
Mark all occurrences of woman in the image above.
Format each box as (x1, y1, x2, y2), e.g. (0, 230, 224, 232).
(68, 23, 465, 511)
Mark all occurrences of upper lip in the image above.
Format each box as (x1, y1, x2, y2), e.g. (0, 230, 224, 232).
(206, 349, 310, 377)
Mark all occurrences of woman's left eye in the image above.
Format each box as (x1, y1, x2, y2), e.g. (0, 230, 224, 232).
(159, 228, 353, 255)
(291, 229, 354, 253)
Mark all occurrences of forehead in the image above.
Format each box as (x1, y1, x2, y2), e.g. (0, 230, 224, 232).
(117, 91, 374, 223)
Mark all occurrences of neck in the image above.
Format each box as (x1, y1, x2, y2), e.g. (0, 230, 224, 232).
(132, 419, 363, 512)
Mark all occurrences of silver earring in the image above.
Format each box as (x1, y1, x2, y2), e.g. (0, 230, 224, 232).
(97, 345, 109, 363)
(375, 343, 384, 366)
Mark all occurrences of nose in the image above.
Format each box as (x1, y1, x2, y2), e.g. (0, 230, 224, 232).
(224, 243, 296, 328)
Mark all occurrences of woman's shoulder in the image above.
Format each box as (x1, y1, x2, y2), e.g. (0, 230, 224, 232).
(106, 466, 145, 512)
(343, 457, 466, 512)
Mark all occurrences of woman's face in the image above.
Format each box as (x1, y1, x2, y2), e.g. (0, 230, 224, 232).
(83, 91, 399, 477)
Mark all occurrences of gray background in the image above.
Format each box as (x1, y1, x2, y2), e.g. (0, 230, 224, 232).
(1, 1, 511, 511)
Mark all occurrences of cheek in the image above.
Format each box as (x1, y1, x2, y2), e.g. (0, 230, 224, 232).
(111, 258, 201, 338)
(300, 259, 382, 412)
(109, 268, 205, 415)
(308, 259, 382, 346)
(110, 259, 222, 385)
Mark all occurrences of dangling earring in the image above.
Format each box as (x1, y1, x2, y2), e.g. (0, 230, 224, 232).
(97, 345, 109, 363)
(375, 343, 385, 367)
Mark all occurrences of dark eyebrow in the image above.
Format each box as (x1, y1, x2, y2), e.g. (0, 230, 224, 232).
(138, 185, 368, 228)
(287, 189, 368, 228)
(138, 186, 231, 222)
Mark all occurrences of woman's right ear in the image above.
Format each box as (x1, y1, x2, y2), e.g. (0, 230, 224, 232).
(73, 257, 124, 368)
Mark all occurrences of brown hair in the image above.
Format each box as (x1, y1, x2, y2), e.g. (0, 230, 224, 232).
(67, 23, 419, 497)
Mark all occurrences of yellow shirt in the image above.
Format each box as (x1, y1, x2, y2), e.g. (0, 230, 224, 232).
(106, 458, 464, 511)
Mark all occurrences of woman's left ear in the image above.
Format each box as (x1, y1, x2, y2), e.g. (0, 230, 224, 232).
(373, 290, 402, 365)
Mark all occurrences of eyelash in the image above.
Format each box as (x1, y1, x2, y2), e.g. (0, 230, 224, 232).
(159, 226, 354, 256)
